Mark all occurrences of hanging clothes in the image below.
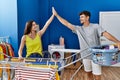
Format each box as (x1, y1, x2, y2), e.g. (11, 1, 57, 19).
(0, 44, 7, 58)
(0, 43, 14, 80)
(5, 43, 14, 57)
(15, 65, 59, 80)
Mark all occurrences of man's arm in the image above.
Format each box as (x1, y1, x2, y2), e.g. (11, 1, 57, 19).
(52, 7, 75, 31)
(103, 31, 120, 49)
(103, 31, 119, 43)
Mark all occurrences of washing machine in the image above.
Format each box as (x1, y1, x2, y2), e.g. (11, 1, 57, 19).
(48, 45, 65, 61)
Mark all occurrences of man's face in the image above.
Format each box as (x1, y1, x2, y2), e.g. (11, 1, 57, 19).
(79, 14, 89, 24)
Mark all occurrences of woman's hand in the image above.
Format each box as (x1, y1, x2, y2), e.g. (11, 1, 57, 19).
(18, 56, 24, 62)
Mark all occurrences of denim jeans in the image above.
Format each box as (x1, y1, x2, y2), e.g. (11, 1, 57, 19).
(28, 53, 42, 58)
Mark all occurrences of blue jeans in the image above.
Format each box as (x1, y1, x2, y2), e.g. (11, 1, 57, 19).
(28, 51, 51, 58)
(28, 53, 42, 58)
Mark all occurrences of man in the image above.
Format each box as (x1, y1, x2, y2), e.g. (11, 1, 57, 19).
(52, 7, 120, 80)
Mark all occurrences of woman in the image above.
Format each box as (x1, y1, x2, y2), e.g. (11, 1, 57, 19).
(18, 14, 54, 59)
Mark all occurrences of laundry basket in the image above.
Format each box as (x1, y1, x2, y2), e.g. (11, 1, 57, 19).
(90, 45, 120, 66)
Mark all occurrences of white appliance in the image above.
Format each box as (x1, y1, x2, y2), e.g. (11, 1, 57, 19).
(48, 45, 65, 61)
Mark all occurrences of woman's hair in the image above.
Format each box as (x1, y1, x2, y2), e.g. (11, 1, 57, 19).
(24, 20, 34, 35)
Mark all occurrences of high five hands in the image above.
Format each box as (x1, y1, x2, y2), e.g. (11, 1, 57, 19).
(52, 7, 58, 17)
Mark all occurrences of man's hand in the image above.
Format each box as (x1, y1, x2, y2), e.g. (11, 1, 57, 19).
(116, 41, 120, 50)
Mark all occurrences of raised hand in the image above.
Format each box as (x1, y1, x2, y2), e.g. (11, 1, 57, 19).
(52, 7, 58, 16)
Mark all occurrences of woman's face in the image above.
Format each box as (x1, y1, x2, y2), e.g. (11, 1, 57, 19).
(31, 22, 37, 31)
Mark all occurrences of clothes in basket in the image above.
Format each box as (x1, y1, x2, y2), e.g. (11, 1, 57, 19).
(90, 45, 120, 66)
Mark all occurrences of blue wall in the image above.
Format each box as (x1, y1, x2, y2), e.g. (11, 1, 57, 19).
(1, 0, 120, 57)
(48, 0, 120, 49)
(0, 0, 18, 56)
(17, 0, 120, 56)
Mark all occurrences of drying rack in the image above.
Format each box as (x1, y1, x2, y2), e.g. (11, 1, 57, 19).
(0, 57, 60, 80)
(0, 36, 61, 80)
(0, 49, 90, 80)
(51, 48, 92, 80)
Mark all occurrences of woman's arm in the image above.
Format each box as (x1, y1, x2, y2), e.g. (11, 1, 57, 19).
(38, 14, 54, 36)
(18, 35, 25, 59)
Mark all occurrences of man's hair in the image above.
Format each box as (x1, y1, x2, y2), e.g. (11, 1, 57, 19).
(79, 11, 91, 17)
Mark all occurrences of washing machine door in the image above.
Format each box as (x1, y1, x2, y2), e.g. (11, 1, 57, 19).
(52, 51, 61, 61)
